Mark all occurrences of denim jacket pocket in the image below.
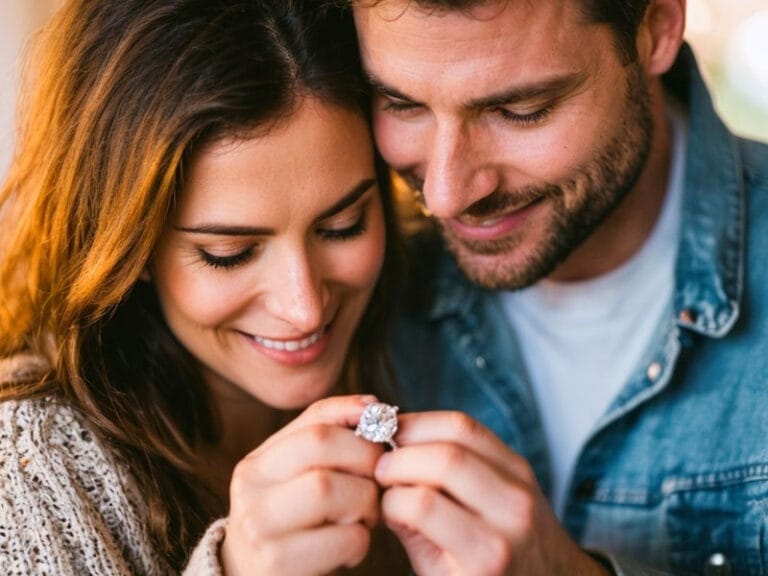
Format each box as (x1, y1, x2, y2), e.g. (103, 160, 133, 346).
(663, 464, 768, 575)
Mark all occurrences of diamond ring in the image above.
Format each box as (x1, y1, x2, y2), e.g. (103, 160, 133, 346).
(355, 402, 399, 450)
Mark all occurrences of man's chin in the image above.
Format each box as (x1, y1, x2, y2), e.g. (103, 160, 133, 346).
(437, 211, 569, 290)
(447, 245, 542, 291)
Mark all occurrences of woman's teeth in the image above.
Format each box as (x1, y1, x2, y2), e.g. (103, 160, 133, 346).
(252, 330, 323, 351)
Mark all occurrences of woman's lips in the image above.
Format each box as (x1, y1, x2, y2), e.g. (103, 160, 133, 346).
(447, 197, 544, 242)
(240, 325, 331, 366)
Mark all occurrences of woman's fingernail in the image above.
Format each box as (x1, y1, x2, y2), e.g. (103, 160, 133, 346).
(375, 452, 392, 479)
(359, 394, 379, 404)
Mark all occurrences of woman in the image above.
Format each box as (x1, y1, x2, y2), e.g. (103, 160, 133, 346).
(0, 0, 407, 573)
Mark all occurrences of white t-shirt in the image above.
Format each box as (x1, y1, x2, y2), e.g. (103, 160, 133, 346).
(499, 107, 687, 516)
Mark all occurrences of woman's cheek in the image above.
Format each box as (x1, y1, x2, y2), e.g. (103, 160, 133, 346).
(350, 208, 387, 290)
(160, 263, 250, 327)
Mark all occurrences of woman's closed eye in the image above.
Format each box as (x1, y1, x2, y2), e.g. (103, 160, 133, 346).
(198, 246, 256, 269)
(194, 198, 371, 270)
(317, 209, 368, 241)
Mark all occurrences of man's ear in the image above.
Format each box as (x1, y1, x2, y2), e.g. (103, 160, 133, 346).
(636, 0, 686, 76)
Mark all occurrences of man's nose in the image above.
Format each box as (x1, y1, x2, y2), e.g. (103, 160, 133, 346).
(264, 251, 328, 333)
(421, 121, 499, 219)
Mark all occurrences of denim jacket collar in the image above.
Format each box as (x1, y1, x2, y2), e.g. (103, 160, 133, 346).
(425, 45, 745, 341)
(672, 44, 745, 338)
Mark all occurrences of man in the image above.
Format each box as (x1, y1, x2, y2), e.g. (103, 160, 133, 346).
(352, 0, 768, 574)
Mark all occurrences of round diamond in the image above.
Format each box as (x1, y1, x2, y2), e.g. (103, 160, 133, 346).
(355, 402, 399, 446)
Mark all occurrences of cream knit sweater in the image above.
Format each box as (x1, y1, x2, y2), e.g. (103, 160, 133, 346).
(0, 395, 227, 575)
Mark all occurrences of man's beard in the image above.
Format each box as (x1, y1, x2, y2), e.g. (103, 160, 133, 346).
(436, 64, 654, 291)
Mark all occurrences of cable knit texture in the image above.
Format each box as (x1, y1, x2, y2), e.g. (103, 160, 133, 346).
(0, 397, 226, 575)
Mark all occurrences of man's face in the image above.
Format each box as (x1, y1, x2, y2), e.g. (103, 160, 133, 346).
(354, 1, 654, 289)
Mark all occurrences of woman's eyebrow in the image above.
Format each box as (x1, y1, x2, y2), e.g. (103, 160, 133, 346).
(315, 178, 377, 221)
(173, 223, 274, 236)
(173, 178, 377, 236)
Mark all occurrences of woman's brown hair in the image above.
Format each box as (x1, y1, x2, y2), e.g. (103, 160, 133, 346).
(0, 0, 400, 568)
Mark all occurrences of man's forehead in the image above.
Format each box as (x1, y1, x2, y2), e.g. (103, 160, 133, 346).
(353, 0, 611, 109)
(353, 0, 585, 67)
(353, 0, 582, 45)
(352, 0, 569, 22)
(354, 0, 504, 18)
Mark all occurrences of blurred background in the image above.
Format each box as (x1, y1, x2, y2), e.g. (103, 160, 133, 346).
(1, 0, 767, 179)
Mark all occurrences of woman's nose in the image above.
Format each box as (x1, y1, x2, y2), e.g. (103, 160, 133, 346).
(263, 251, 329, 333)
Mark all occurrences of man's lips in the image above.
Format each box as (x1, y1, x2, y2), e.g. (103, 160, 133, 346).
(447, 197, 544, 241)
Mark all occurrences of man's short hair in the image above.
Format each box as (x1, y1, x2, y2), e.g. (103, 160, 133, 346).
(359, 0, 652, 65)
(580, 0, 652, 64)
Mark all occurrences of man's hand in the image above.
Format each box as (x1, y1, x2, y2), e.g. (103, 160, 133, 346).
(376, 411, 612, 576)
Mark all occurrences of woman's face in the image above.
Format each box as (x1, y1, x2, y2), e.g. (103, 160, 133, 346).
(151, 99, 386, 410)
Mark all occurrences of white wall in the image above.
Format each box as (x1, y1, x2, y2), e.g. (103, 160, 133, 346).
(0, 1, 59, 179)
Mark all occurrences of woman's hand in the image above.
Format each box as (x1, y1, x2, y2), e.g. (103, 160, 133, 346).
(376, 411, 612, 576)
(221, 395, 385, 576)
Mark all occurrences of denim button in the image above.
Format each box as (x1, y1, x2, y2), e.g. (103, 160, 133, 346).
(475, 356, 486, 369)
(705, 552, 731, 575)
(646, 362, 662, 381)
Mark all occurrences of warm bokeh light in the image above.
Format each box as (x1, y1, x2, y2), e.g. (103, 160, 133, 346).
(685, 0, 768, 142)
(726, 11, 768, 109)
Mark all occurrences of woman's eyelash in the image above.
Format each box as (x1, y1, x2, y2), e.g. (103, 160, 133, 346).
(199, 247, 254, 269)
(197, 210, 368, 269)
(317, 212, 368, 241)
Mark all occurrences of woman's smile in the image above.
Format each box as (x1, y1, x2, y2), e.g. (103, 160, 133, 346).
(238, 324, 331, 366)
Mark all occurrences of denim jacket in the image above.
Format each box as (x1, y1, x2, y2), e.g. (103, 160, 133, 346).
(390, 45, 768, 576)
